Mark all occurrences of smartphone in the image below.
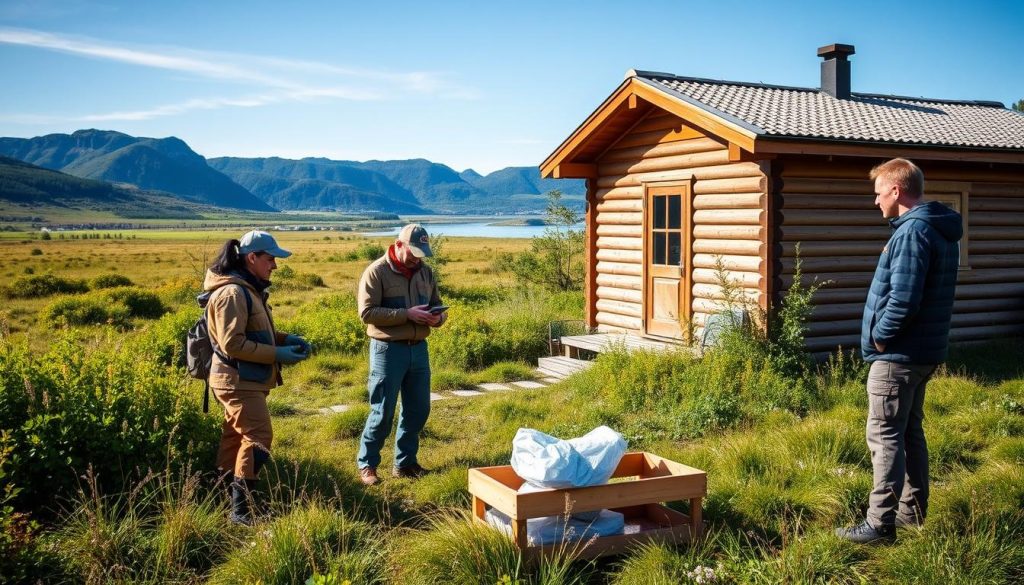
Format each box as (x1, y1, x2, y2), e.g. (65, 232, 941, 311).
(428, 305, 449, 314)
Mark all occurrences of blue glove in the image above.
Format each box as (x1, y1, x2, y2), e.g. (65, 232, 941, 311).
(275, 345, 307, 365)
(284, 334, 311, 355)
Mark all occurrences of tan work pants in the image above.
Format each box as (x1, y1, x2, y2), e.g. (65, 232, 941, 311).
(212, 387, 272, 480)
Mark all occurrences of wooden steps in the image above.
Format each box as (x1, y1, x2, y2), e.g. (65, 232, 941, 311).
(537, 356, 595, 380)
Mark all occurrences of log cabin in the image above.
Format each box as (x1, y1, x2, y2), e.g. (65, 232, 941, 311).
(540, 44, 1024, 354)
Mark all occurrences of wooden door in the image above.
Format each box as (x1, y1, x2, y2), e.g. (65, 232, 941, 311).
(644, 181, 693, 339)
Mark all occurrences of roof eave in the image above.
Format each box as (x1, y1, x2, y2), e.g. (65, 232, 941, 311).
(755, 135, 1024, 164)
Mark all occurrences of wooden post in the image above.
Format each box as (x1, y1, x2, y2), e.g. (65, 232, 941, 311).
(511, 519, 527, 548)
(472, 495, 486, 521)
(585, 178, 599, 330)
(690, 496, 703, 539)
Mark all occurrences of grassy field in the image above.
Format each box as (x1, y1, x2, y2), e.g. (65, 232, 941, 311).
(1, 228, 1022, 584)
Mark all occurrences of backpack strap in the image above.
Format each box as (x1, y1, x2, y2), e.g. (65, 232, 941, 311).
(209, 284, 255, 366)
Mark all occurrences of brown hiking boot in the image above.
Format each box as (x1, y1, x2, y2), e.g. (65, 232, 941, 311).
(393, 463, 429, 479)
(359, 466, 379, 486)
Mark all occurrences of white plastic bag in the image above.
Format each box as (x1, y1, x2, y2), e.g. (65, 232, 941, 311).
(510, 426, 627, 489)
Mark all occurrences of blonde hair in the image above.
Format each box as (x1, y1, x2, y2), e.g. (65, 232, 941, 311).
(870, 158, 924, 198)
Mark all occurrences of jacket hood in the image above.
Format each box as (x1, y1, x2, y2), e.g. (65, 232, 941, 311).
(203, 269, 255, 293)
(892, 201, 963, 242)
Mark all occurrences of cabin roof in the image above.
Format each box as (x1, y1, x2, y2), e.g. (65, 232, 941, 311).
(634, 70, 1024, 150)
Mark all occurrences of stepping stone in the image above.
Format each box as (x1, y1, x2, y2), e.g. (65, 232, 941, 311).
(328, 404, 350, 413)
(510, 380, 546, 389)
(430, 392, 448, 401)
(541, 378, 560, 385)
(478, 382, 511, 391)
(451, 389, 485, 397)
(317, 407, 333, 415)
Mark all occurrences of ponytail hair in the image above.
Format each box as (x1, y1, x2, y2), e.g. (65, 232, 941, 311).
(210, 238, 246, 275)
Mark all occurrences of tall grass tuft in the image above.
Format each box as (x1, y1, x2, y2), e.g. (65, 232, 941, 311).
(392, 509, 591, 585)
(207, 501, 380, 585)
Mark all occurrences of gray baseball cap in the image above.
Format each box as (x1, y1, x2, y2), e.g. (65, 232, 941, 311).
(238, 230, 292, 258)
(398, 223, 432, 258)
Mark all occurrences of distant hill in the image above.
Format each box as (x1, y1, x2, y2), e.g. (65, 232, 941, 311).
(1, 130, 587, 215)
(207, 157, 429, 214)
(0, 130, 273, 211)
(213, 157, 586, 214)
(0, 156, 211, 219)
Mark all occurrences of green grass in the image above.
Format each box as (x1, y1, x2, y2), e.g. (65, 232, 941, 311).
(3, 230, 1024, 583)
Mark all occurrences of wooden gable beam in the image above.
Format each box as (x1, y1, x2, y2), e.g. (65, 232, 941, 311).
(553, 163, 597, 179)
(540, 80, 636, 178)
(630, 79, 758, 153)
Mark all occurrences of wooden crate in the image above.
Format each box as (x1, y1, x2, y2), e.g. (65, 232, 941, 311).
(468, 451, 706, 560)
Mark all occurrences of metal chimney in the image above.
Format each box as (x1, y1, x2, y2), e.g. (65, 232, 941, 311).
(817, 44, 855, 99)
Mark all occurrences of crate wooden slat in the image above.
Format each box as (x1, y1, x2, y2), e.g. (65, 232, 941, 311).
(468, 452, 707, 559)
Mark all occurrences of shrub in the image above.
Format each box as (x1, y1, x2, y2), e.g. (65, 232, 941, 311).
(103, 287, 166, 319)
(40, 287, 166, 327)
(504, 190, 585, 292)
(40, 295, 128, 327)
(0, 333, 220, 515)
(274, 265, 327, 291)
(280, 294, 367, 354)
(132, 306, 201, 368)
(29, 248, 42, 256)
(345, 242, 385, 262)
(1, 274, 88, 299)
(90, 274, 134, 289)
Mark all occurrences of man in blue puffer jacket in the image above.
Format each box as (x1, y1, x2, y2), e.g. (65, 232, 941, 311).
(837, 158, 962, 544)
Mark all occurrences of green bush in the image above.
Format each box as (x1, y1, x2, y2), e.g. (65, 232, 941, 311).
(90, 274, 134, 289)
(40, 295, 128, 327)
(274, 265, 327, 290)
(280, 294, 367, 354)
(41, 287, 166, 327)
(132, 306, 201, 368)
(345, 242, 385, 262)
(0, 333, 220, 515)
(1, 273, 88, 299)
(104, 286, 166, 319)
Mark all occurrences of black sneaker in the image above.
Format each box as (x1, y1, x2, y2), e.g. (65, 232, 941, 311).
(835, 520, 895, 544)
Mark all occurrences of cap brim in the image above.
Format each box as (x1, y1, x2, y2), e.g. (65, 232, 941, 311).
(409, 244, 431, 258)
(266, 246, 292, 258)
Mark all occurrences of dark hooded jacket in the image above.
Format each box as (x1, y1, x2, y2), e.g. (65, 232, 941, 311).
(861, 201, 963, 364)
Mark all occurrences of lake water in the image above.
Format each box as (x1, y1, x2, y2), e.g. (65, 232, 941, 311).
(362, 222, 584, 239)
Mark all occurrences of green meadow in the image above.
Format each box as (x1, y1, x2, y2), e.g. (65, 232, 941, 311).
(1, 228, 1022, 584)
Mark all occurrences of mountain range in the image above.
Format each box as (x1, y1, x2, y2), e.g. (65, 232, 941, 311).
(0, 130, 585, 216)
(0, 155, 212, 219)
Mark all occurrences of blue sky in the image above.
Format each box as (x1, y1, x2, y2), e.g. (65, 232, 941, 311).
(1, 0, 1021, 174)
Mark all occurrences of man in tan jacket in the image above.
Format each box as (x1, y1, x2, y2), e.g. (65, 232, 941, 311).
(356, 224, 446, 486)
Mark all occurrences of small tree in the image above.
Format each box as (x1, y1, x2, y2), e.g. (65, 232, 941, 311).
(1012, 99, 1024, 113)
(509, 190, 584, 291)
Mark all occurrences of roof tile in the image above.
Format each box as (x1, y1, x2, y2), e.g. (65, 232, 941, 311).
(639, 73, 1024, 150)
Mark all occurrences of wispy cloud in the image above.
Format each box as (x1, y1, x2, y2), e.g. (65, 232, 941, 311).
(0, 26, 479, 121)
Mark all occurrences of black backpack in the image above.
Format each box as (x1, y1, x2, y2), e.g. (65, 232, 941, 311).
(186, 285, 252, 412)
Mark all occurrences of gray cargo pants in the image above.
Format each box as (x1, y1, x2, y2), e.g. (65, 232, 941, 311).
(865, 360, 937, 528)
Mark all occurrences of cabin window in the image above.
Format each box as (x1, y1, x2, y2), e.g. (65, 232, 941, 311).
(651, 194, 683, 266)
(926, 190, 969, 269)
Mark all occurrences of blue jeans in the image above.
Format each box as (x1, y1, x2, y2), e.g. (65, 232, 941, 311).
(357, 338, 431, 470)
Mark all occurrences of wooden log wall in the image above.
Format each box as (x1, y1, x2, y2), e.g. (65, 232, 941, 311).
(777, 158, 1024, 352)
(591, 110, 767, 337)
